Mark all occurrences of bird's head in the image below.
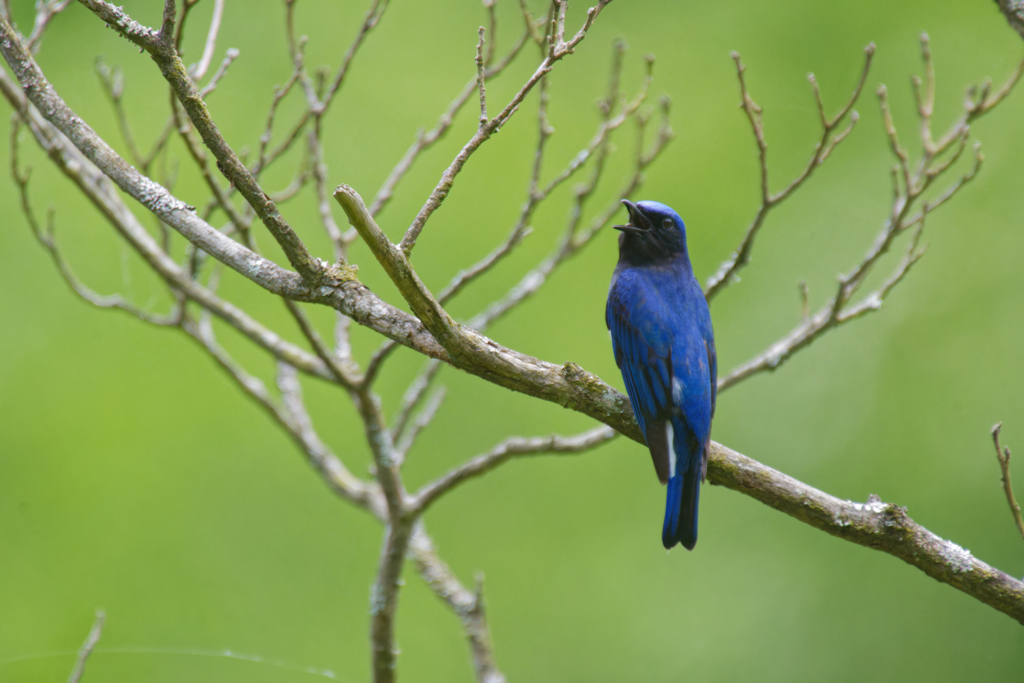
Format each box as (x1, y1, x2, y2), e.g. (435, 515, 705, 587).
(613, 200, 687, 264)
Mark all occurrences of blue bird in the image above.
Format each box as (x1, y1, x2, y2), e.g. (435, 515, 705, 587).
(606, 200, 716, 550)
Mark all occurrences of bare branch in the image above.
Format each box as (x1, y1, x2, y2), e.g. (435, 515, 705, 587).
(991, 423, 1024, 541)
(0, 31, 445, 371)
(199, 47, 240, 97)
(2, 81, 341, 383)
(94, 58, 143, 169)
(409, 524, 505, 683)
(368, 27, 531, 217)
(75, 1, 161, 48)
(476, 27, 489, 127)
(160, 0, 177, 45)
(717, 206, 932, 392)
(363, 339, 400, 389)
(183, 317, 372, 507)
(11, 116, 179, 325)
(334, 185, 459, 349)
(711, 441, 1024, 623)
(67, 610, 105, 683)
(399, 0, 614, 255)
(370, 520, 411, 683)
(392, 359, 443, 439)
(192, 0, 225, 80)
(878, 84, 912, 194)
(718, 42, 1020, 392)
(394, 387, 446, 461)
(348, 384, 410, 683)
(321, 0, 389, 108)
(409, 426, 616, 516)
(255, 68, 302, 176)
(705, 44, 874, 301)
(254, 0, 389, 179)
(171, 95, 253, 245)
(912, 33, 937, 156)
(26, 0, 72, 53)
(78, 0, 325, 282)
(283, 299, 357, 390)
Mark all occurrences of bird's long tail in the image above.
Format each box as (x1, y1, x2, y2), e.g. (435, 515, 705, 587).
(662, 457, 701, 550)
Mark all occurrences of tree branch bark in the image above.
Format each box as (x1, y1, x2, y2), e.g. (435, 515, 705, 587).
(996, 0, 1024, 40)
(711, 442, 1024, 623)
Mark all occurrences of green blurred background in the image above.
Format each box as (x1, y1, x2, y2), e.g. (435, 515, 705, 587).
(2, 0, 1023, 680)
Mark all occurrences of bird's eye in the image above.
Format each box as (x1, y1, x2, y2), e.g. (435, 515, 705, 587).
(662, 218, 673, 230)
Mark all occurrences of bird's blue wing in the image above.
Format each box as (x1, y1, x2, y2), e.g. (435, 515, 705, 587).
(606, 272, 676, 483)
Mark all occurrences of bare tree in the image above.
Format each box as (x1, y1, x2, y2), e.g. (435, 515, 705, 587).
(3, 1, 1024, 681)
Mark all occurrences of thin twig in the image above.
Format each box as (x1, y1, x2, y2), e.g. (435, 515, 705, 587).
(94, 58, 144, 169)
(200, 47, 240, 97)
(392, 358, 443, 439)
(476, 27, 489, 127)
(283, 299, 356, 390)
(394, 387, 446, 462)
(254, 0, 389, 179)
(992, 423, 1024, 541)
(192, 0, 224, 79)
(26, 0, 72, 53)
(399, 0, 613, 255)
(409, 426, 617, 516)
(368, 26, 532, 217)
(409, 524, 506, 683)
(67, 611, 105, 683)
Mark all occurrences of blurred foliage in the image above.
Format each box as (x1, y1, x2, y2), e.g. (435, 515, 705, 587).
(2, 0, 1024, 681)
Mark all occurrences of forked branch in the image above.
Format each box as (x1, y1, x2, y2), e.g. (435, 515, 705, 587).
(705, 44, 874, 301)
(719, 41, 1023, 392)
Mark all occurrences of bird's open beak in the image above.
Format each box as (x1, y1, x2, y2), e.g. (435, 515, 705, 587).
(613, 199, 651, 234)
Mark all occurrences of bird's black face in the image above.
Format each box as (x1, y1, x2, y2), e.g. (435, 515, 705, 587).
(614, 200, 686, 265)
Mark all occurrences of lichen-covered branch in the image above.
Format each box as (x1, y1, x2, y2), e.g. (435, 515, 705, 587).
(710, 442, 1024, 623)
(78, 0, 324, 281)
(996, 0, 1024, 41)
